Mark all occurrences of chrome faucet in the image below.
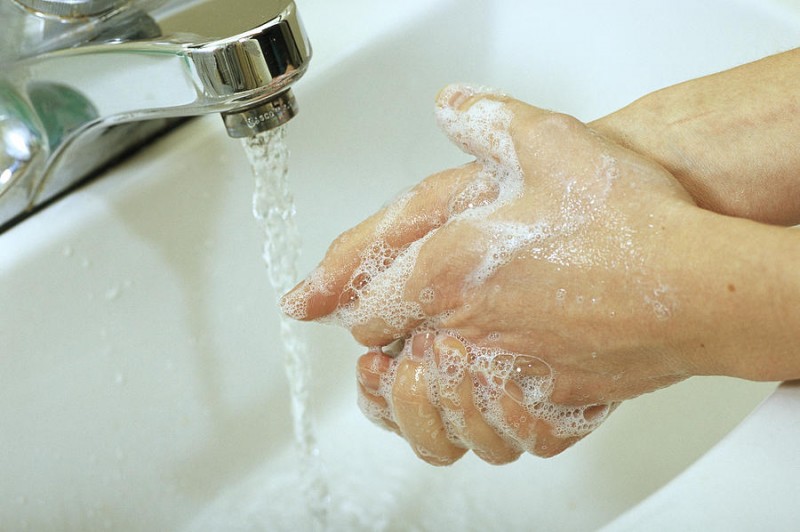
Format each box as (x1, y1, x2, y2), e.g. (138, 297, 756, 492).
(0, 0, 311, 231)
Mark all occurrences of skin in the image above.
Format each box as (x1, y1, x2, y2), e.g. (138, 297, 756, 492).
(282, 49, 800, 465)
(592, 48, 800, 226)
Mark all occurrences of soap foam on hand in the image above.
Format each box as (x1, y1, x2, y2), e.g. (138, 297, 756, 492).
(320, 190, 434, 336)
(285, 84, 626, 460)
(308, 84, 530, 336)
(357, 331, 613, 462)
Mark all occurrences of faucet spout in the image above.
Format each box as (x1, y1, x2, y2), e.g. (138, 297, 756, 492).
(16, 0, 310, 131)
(0, 0, 311, 230)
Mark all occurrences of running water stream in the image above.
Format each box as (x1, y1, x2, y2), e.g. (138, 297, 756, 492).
(242, 126, 330, 529)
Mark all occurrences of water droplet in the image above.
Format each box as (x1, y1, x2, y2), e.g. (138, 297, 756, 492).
(114, 373, 125, 386)
(62, 245, 73, 257)
(652, 301, 672, 320)
(104, 286, 120, 301)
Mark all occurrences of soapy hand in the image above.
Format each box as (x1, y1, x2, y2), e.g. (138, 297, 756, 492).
(282, 85, 703, 464)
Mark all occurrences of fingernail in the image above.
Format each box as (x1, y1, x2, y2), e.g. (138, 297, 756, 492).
(357, 366, 380, 393)
(358, 352, 391, 393)
(433, 334, 468, 356)
(280, 282, 308, 319)
(410, 332, 435, 361)
(446, 87, 473, 111)
(281, 267, 334, 320)
(436, 84, 478, 111)
(436, 83, 506, 111)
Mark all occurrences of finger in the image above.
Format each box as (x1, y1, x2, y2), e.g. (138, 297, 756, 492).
(281, 165, 482, 322)
(356, 352, 400, 432)
(399, 218, 487, 320)
(357, 382, 400, 435)
(468, 352, 562, 457)
(391, 353, 467, 466)
(505, 359, 615, 457)
(433, 335, 522, 465)
(344, 220, 482, 347)
(436, 83, 611, 198)
(497, 390, 583, 458)
(522, 402, 616, 457)
(435, 83, 555, 166)
(475, 351, 592, 458)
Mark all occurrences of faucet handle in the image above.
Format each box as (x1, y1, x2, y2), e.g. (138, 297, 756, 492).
(0, 82, 44, 210)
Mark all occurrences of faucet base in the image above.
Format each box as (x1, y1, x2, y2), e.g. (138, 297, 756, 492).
(0, 116, 185, 234)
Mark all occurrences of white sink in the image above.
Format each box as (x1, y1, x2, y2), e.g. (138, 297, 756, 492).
(1, 0, 798, 530)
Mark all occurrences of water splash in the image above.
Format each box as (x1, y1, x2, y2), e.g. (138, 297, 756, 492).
(242, 126, 330, 529)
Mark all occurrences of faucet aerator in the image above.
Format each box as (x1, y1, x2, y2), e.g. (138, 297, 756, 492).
(222, 89, 298, 138)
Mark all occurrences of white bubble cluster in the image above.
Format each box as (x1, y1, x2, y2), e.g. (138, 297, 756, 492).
(322, 233, 435, 339)
(287, 86, 638, 459)
(357, 332, 612, 458)
(435, 86, 523, 212)
(356, 348, 400, 427)
(467, 220, 550, 289)
(288, 89, 530, 337)
(281, 266, 333, 320)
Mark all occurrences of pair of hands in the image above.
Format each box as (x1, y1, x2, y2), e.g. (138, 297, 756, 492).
(282, 84, 707, 464)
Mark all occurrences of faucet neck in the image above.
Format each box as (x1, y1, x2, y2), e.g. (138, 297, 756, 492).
(0, 0, 311, 231)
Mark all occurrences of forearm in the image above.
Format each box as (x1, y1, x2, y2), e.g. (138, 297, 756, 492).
(591, 48, 800, 226)
(666, 207, 800, 381)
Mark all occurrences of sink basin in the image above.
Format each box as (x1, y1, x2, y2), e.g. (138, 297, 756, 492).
(1, 0, 797, 530)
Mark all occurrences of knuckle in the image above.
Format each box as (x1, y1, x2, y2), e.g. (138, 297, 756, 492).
(421, 452, 460, 467)
(391, 364, 427, 404)
(327, 227, 358, 257)
(351, 319, 399, 347)
(535, 435, 580, 458)
(475, 448, 522, 465)
(538, 111, 584, 135)
(533, 443, 566, 458)
(520, 111, 586, 148)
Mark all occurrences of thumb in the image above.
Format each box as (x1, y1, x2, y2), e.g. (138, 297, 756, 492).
(434, 84, 551, 166)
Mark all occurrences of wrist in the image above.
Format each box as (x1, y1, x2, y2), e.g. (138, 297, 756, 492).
(657, 207, 800, 381)
(591, 49, 800, 226)
(590, 94, 726, 217)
